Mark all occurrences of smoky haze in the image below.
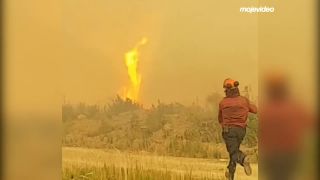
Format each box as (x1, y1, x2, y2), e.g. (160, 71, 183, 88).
(61, 0, 259, 105)
(5, 0, 259, 113)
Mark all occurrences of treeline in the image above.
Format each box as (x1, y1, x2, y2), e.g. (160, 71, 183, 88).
(62, 93, 258, 159)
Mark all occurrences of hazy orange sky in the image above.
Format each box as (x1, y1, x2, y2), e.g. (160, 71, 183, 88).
(59, 0, 259, 105)
(4, 0, 316, 115)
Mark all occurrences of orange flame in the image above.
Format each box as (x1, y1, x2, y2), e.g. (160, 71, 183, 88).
(123, 37, 148, 101)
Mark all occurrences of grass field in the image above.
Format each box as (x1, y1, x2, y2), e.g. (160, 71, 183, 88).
(62, 147, 258, 180)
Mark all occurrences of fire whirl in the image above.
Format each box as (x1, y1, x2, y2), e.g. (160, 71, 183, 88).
(123, 37, 148, 102)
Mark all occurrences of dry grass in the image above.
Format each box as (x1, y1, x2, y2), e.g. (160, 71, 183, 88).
(62, 147, 258, 180)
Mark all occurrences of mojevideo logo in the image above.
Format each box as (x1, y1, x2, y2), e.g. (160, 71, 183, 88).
(240, 6, 275, 13)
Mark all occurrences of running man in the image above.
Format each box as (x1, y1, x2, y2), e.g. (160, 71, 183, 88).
(218, 78, 258, 180)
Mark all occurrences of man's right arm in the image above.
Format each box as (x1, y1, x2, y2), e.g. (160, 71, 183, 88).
(249, 104, 258, 114)
(245, 97, 258, 114)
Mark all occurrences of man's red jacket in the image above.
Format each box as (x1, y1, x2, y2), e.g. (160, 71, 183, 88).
(218, 96, 257, 128)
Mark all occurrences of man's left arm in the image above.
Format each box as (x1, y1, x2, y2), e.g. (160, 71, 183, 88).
(218, 103, 223, 124)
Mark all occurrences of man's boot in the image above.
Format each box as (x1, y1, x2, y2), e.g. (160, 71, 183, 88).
(243, 156, 252, 176)
(225, 169, 235, 180)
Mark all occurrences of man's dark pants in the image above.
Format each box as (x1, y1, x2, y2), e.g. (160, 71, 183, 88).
(222, 126, 247, 179)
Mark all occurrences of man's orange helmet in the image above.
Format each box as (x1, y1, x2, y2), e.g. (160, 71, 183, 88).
(223, 78, 239, 89)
